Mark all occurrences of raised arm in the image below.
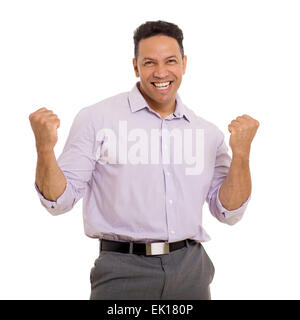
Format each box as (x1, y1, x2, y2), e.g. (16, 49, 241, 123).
(29, 107, 66, 201)
(219, 114, 259, 210)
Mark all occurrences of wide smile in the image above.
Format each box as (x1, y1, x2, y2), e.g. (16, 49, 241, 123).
(151, 81, 174, 93)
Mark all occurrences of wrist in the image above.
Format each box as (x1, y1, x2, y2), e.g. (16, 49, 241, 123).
(36, 146, 55, 157)
(232, 153, 250, 166)
(232, 148, 250, 160)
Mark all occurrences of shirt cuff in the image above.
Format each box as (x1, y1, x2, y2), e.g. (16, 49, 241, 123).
(34, 182, 68, 212)
(216, 185, 251, 219)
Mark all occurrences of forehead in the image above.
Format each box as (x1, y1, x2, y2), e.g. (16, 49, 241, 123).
(138, 35, 181, 59)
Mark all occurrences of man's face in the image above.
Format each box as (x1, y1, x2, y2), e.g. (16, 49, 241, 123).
(133, 35, 187, 107)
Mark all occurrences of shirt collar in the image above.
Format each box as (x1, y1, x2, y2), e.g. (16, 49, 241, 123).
(128, 82, 191, 122)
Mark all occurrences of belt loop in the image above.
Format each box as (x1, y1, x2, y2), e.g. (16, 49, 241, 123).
(129, 242, 133, 254)
(185, 239, 190, 248)
(99, 239, 102, 255)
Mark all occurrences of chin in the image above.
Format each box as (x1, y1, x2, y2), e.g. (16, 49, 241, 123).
(140, 81, 177, 104)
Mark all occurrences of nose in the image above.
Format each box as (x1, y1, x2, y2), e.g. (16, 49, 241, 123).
(153, 63, 169, 79)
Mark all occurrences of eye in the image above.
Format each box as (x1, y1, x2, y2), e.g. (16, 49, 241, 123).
(167, 59, 177, 64)
(144, 61, 154, 66)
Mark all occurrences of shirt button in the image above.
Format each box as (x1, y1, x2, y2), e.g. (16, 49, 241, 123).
(169, 199, 173, 204)
(166, 171, 170, 176)
(170, 230, 175, 234)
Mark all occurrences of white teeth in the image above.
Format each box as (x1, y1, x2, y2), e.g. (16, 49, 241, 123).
(153, 81, 171, 88)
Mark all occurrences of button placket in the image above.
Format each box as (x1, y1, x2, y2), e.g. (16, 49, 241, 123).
(161, 119, 178, 241)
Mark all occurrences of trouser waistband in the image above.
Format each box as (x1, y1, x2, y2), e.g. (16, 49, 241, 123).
(100, 239, 193, 256)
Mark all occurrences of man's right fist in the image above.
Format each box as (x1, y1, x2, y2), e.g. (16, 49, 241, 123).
(29, 107, 60, 152)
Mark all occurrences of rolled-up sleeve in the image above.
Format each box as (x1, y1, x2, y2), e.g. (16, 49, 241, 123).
(34, 107, 97, 215)
(206, 130, 250, 225)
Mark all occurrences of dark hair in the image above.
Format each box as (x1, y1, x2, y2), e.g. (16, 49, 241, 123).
(133, 20, 184, 60)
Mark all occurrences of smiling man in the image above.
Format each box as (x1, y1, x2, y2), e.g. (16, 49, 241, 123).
(29, 20, 259, 300)
(133, 33, 187, 119)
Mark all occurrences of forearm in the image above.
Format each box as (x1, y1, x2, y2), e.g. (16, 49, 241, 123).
(218, 155, 251, 210)
(35, 150, 66, 201)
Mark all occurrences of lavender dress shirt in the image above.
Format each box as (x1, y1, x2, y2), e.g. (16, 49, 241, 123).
(35, 82, 250, 243)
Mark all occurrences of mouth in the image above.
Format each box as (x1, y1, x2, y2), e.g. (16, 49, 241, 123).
(151, 81, 174, 92)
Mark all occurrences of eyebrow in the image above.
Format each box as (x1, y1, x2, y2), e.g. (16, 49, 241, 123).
(142, 55, 178, 61)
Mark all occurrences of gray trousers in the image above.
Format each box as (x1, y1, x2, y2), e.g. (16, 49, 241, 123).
(90, 239, 215, 300)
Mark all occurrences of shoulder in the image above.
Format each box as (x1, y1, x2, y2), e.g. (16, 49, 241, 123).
(81, 91, 129, 116)
(72, 91, 130, 129)
(184, 105, 225, 146)
(185, 106, 221, 132)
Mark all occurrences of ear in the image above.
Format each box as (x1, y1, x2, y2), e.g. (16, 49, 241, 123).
(132, 58, 139, 77)
(182, 55, 187, 75)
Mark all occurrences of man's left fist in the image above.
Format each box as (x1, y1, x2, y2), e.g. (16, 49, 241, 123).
(228, 114, 260, 158)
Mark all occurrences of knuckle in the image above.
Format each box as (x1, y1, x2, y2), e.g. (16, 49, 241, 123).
(39, 118, 46, 125)
(45, 122, 54, 129)
(29, 111, 39, 119)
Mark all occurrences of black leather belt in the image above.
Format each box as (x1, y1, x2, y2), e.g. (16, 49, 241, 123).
(100, 239, 191, 256)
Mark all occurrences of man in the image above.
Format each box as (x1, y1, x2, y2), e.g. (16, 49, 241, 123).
(29, 20, 259, 300)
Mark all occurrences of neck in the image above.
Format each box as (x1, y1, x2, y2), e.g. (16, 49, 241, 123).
(148, 100, 176, 119)
(137, 82, 176, 118)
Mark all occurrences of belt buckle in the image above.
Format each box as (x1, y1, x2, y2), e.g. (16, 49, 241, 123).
(146, 242, 170, 255)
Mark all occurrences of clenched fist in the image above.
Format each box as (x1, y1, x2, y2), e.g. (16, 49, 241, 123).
(228, 114, 259, 158)
(29, 107, 60, 153)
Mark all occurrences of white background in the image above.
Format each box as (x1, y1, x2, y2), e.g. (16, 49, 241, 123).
(0, 0, 299, 299)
